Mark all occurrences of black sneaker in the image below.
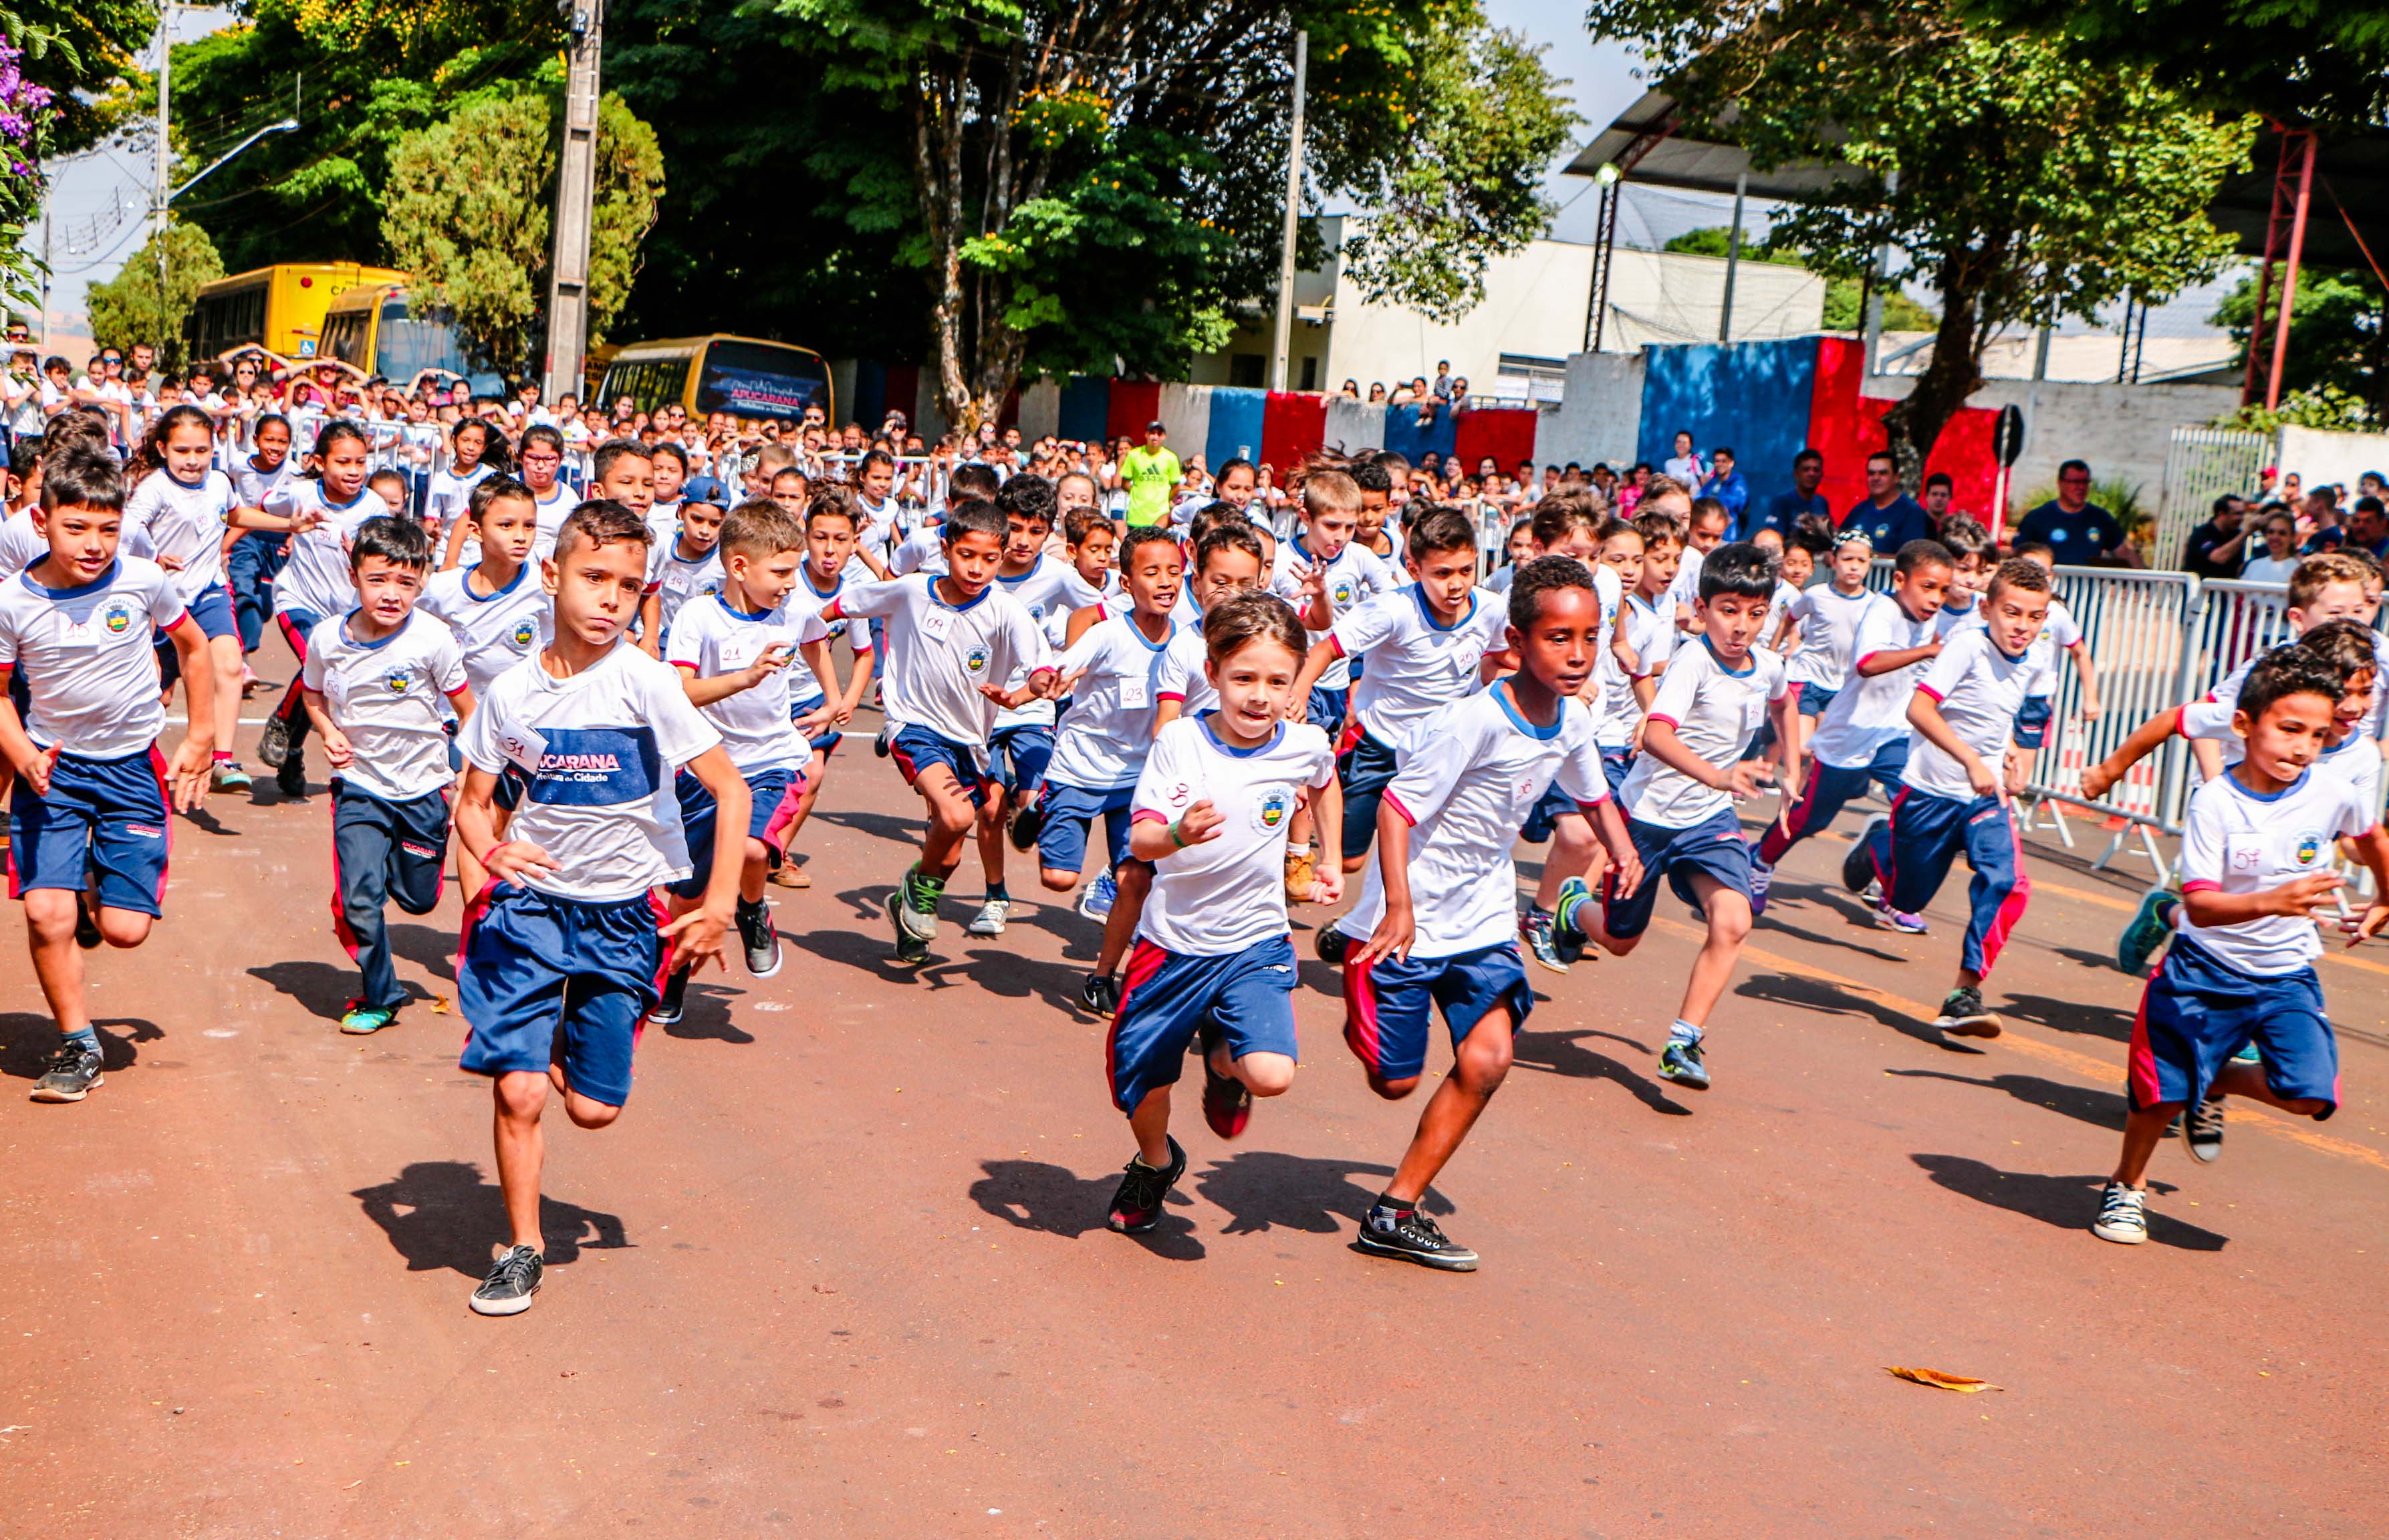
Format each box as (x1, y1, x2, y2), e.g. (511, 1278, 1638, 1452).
(257, 711, 293, 768)
(736, 897, 781, 979)
(275, 755, 307, 799)
(1007, 797, 1045, 854)
(2183, 1096, 2225, 1162)
(649, 965, 690, 1026)
(73, 894, 101, 950)
(1080, 971, 1121, 1018)
(884, 891, 929, 965)
(1105, 1136, 1186, 1235)
(1933, 986, 2001, 1038)
(873, 723, 893, 759)
(468, 1245, 544, 1315)
(1197, 1019, 1251, 1140)
(1356, 1203, 1479, 1272)
(1842, 815, 1886, 893)
(29, 1039, 103, 1102)
(1314, 925, 1350, 966)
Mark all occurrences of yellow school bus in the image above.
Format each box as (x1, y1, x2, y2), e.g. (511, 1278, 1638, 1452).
(597, 335, 833, 424)
(319, 281, 500, 392)
(187, 263, 407, 362)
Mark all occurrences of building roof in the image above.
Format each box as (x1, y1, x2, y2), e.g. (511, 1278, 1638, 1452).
(1560, 89, 1863, 200)
(2209, 122, 2389, 274)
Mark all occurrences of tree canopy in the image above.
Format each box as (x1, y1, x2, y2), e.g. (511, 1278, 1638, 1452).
(86, 217, 226, 370)
(1591, 0, 2251, 477)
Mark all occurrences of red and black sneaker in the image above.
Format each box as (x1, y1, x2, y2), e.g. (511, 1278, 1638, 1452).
(1197, 1019, 1251, 1139)
(1105, 1135, 1186, 1235)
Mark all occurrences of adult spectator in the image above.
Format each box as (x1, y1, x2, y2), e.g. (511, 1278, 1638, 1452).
(1119, 418, 1182, 527)
(2344, 496, 2389, 562)
(1841, 451, 1934, 551)
(1661, 430, 1703, 487)
(2015, 459, 2140, 567)
(1920, 472, 1955, 529)
(2180, 495, 2249, 578)
(1698, 446, 1749, 533)
(1745, 447, 1830, 541)
(2299, 485, 2346, 553)
(2240, 508, 2299, 584)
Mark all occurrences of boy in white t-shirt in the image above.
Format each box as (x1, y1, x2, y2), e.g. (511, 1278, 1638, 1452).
(452, 500, 749, 1317)
(964, 478, 1077, 935)
(1559, 543, 1797, 1093)
(640, 498, 727, 654)
(826, 502, 1061, 963)
(1773, 529, 1875, 743)
(1843, 559, 2058, 1039)
(657, 501, 838, 1016)
(766, 489, 878, 888)
(2007, 540, 2102, 719)
(1103, 592, 1340, 1237)
(1336, 559, 1640, 1271)
(299, 518, 475, 1036)
(0, 453, 217, 1103)
(2092, 650, 2389, 1245)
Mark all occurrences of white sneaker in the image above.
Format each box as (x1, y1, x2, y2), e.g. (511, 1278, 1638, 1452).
(2091, 1181, 2148, 1245)
(965, 897, 1010, 937)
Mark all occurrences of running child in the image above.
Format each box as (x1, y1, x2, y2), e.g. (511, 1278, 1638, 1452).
(965, 476, 1076, 935)
(1664, 493, 1729, 630)
(1334, 557, 1642, 1269)
(2091, 648, 2389, 1245)
(259, 422, 383, 799)
(1775, 528, 1876, 761)
(0, 448, 217, 1103)
(2007, 539, 2102, 719)
(1269, 469, 1390, 900)
(1290, 506, 1509, 879)
(122, 405, 313, 792)
(297, 517, 474, 1035)
(1103, 591, 1340, 1235)
(1559, 542, 1798, 1092)
(228, 413, 295, 668)
(767, 487, 878, 888)
(656, 500, 839, 1019)
(1843, 557, 2057, 1037)
(517, 425, 576, 561)
(1751, 539, 1953, 909)
(1930, 517, 1993, 638)
(824, 501, 1061, 963)
(637, 496, 727, 655)
(432, 418, 501, 567)
(451, 499, 749, 1316)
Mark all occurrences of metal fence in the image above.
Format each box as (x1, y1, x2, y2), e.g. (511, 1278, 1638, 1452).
(2154, 426, 2272, 569)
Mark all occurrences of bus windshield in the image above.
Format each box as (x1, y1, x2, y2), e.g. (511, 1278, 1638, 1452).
(695, 340, 829, 422)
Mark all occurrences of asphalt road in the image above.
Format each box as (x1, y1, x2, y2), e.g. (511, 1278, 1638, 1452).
(3, 657, 2386, 1537)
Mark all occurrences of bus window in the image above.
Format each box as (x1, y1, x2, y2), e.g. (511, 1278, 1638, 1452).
(695, 340, 829, 422)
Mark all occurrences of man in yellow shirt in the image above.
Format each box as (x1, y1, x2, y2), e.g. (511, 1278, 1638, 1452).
(1120, 420, 1182, 528)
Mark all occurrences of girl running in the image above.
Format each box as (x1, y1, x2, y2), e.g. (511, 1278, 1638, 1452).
(256, 422, 381, 799)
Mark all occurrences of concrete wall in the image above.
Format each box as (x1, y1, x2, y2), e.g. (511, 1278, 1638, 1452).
(1014, 379, 1061, 442)
(1863, 374, 2242, 511)
(1323, 396, 1384, 455)
(2278, 424, 2389, 493)
(1536, 351, 1646, 469)
(1324, 237, 1596, 398)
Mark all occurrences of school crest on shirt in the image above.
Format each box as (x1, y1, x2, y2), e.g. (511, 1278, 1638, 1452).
(1253, 784, 1293, 832)
(1332, 580, 1355, 606)
(964, 644, 990, 674)
(510, 618, 537, 647)
(384, 670, 412, 694)
(100, 600, 136, 635)
(2294, 831, 2325, 868)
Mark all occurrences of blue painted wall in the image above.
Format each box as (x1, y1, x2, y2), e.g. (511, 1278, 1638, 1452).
(1206, 388, 1267, 469)
(1635, 339, 1820, 509)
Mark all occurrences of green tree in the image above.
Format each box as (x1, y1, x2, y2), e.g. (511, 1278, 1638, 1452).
(8, 0, 156, 153)
(380, 89, 663, 381)
(776, 0, 1574, 431)
(2209, 265, 2386, 424)
(1662, 225, 1937, 331)
(1590, 0, 2251, 481)
(85, 218, 226, 372)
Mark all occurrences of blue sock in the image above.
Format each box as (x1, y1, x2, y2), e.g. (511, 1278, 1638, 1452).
(64, 1025, 98, 1052)
(1668, 1019, 1703, 1046)
(986, 882, 1009, 902)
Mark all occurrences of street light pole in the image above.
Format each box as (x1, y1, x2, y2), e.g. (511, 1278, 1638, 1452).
(153, 4, 174, 310)
(544, 0, 605, 403)
(1269, 29, 1308, 394)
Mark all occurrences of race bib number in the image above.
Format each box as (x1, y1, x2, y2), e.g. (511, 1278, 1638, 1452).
(922, 608, 956, 642)
(494, 717, 547, 775)
(1743, 695, 1767, 731)
(1120, 676, 1150, 710)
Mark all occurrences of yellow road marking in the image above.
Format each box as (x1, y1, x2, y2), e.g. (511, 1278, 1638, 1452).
(1649, 916, 2389, 1174)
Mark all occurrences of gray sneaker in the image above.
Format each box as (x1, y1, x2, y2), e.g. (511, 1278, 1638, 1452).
(469, 1244, 544, 1315)
(1933, 986, 2001, 1037)
(2183, 1096, 2224, 1162)
(735, 897, 781, 979)
(965, 897, 1011, 937)
(2092, 1181, 2148, 1245)
(29, 1040, 103, 1102)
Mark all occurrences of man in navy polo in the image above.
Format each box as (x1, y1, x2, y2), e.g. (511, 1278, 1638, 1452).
(1841, 451, 1934, 551)
(1744, 447, 1830, 541)
(2014, 459, 2140, 567)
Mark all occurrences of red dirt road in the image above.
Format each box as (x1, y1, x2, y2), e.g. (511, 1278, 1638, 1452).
(4, 684, 2386, 1536)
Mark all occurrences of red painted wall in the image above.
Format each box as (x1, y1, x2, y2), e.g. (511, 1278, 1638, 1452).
(1806, 337, 2003, 525)
(1453, 408, 1540, 478)
(1260, 391, 1328, 473)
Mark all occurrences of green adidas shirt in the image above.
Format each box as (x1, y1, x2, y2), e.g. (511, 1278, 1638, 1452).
(1120, 446, 1182, 527)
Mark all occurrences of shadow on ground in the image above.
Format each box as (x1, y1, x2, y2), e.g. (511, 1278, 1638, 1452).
(352, 1160, 631, 1278)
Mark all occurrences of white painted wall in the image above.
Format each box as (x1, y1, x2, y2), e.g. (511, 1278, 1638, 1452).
(1537, 351, 1646, 467)
(2278, 424, 2389, 493)
(1322, 238, 1596, 398)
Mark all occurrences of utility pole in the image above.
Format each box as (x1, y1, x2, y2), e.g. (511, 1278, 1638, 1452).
(1269, 29, 1308, 394)
(153, 4, 174, 311)
(37, 193, 50, 349)
(1717, 168, 1746, 344)
(543, 0, 605, 402)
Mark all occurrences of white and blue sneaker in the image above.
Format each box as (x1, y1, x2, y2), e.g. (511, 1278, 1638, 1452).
(1748, 857, 1774, 918)
(1078, 870, 1118, 921)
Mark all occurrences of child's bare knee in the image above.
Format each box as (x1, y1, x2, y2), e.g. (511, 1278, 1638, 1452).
(493, 1073, 547, 1120)
(1039, 870, 1078, 893)
(565, 1098, 621, 1130)
(1241, 1055, 1295, 1097)
(98, 911, 152, 948)
(1366, 1072, 1417, 1100)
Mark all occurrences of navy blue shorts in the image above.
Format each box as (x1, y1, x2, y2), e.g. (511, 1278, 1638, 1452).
(1338, 727, 1398, 856)
(1757, 739, 1904, 866)
(1600, 807, 1754, 939)
(1598, 745, 1635, 793)
(890, 725, 989, 807)
(987, 723, 1055, 796)
(1795, 681, 1838, 719)
(458, 882, 668, 1108)
(670, 766, 796, 898)
(2129, 938, 2338, 1116)
(1304, 684, 1348, 737)
(789, 690, 842, 755)
(1519, 779, 1579, 846)
(1107, 934, 1300, 1112)
(1036, 781, 1134, 876)
(185, 584, 237, 642)
(7, 747, 171, 917)
(1344, 940, 1533, 1083)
